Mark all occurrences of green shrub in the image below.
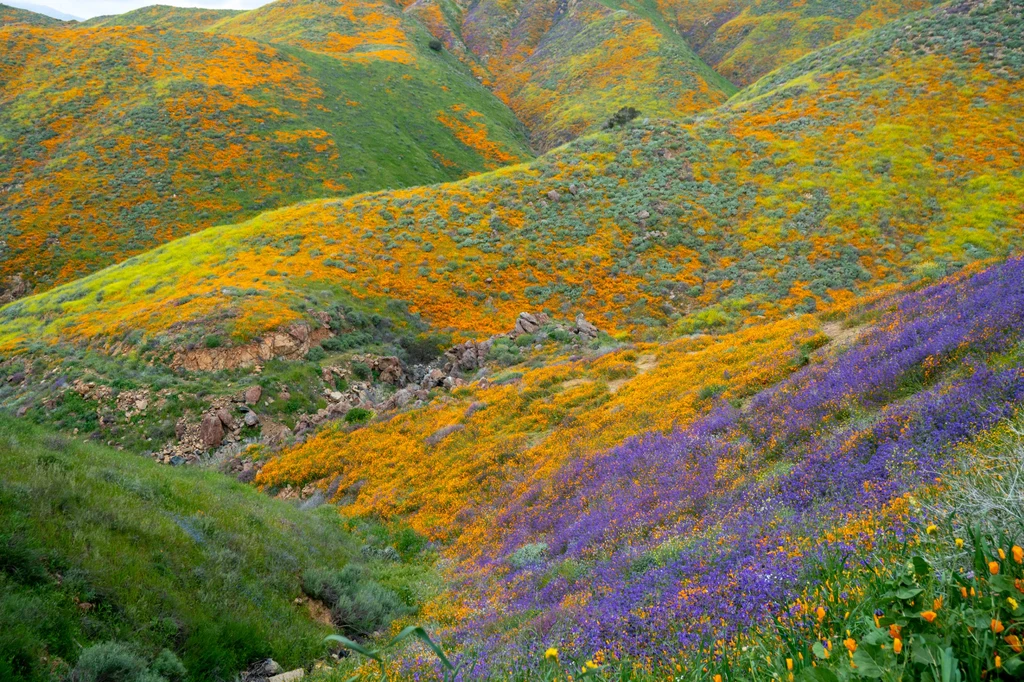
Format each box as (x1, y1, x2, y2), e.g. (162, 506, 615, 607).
(351, 362, 372, 381)
(344, 408, 373, 425)
(203, 335, 221, 349)
(301, 566, 409, 639)
(72, 642, 149, 682)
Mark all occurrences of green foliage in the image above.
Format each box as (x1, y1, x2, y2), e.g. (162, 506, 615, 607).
(0, 414, 407, 681)
(344, 408, 374, 425)
(302, 566, 410, 639)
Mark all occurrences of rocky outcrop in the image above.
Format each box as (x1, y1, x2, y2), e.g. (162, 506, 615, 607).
(443, 340, 492, 373)
(0, 274, 28, 305)
(199, 413, 225, 448)
(171, 323, 332, 372)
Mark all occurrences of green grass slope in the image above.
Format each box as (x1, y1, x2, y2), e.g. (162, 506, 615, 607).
(0, 0, 531, 295)
(0, 414, 430, 681)
(82, 5, 242, 31)
(0, 2, 64, 26)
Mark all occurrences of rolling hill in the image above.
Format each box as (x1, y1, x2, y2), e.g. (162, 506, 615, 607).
(0, 1, 63, 26)
(408, 0, 738, 150)
(83, 5, 243, 30)
(2, 0, 1019, 356)
(654, 0, 946, 85)
(0, 0, 531, 297)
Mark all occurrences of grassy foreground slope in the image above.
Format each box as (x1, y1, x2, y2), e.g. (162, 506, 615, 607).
(0, 414, 430, 681)
(1, 0, 1019, 356)
(0, 0, 530, 294)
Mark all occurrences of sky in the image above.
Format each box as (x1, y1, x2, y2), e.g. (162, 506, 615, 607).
(6, 0, 272, 20)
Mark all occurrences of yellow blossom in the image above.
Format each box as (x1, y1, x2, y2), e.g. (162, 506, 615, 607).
(545, 647, 559, 662)
(990, 561, 1001, 575)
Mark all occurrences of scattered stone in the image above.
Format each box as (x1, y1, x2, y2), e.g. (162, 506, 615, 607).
(7, 371, 25, 385)
(0, 274, 28, 305)
(216, 408, 234, 430)
(263, 660, 284, 677)
(514, 312, 541, 335)
(421, 368, 445, 389)
(269, 670, 304, 682)
(573, 314, 599, 339)
(243, 411, 260, 428)
(15, 405, 28, 417)
(328, 391, 343, 402)
(244, 385, 262, 405)
(199, 413, 225, 448)
(546, 189, 560, 202)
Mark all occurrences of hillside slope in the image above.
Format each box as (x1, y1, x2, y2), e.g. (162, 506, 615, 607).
(0, 2, 63, 26)
(0, 415, 430, 682)
(83, 5, 242, 30)
(655, 0, 946, 85)
(409, 0, 737, 150)
(2, 0, 1019, 354)
(0, 1, 531, 296)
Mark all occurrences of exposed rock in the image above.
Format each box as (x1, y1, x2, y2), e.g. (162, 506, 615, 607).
(373, 356, 406, 385)
(514, 312, 541, 336)
(244, 385, 262, 405)
(0, 274, 28, 305)
(328, 391, 343, 402)
(388, 388, 414, 409)
(262, 660, 284, 677)
(546, 189, 560, 202)
(15, 405, 28, 417)
(199, 413, 225, 448)
(421, 368, 445, 389)
(573, 314, 600, 339)
(443, 340, 492, 373)
(243, 411, 260, 428)
(216, 408, 234, 430)
(172, 325, 331, 372)
(269, 670, 304, 682)
(7, 371, 25, 385)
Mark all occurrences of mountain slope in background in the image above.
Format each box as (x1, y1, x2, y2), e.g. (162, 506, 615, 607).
(0, 1, 64, 25)
(83, 5, 242, 30)
(3, 0, 1019, 354)
(408, 0, 737, 150)
(0, 0, 531, 295)
(654, 0, 946, 85)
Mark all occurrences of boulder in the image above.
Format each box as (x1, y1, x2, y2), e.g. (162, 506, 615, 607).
(573, 314, 599, 339)
(421, 368, 445, 389)
(243, 411, 260, 428)
(216, 408, 234, 429)
(7, 371, 25, 385)
(244, 385, 262, 405)
(514, 312, 541, 336)
(374, 356, 407, 385)
(199, 414, 225, 448)
(546, 189, 560, 202)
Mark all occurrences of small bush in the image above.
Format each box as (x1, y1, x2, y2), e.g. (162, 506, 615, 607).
(603, 106, 640, 129)
(350, 362, 372, 381)
(306, 347, 326, 362)
(344, 408, 373, 425)
(203, 335, 221, 349)
(72, 642, 148, 682)
(428, 38, 442, 51)
(301, 566, 408, 639)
